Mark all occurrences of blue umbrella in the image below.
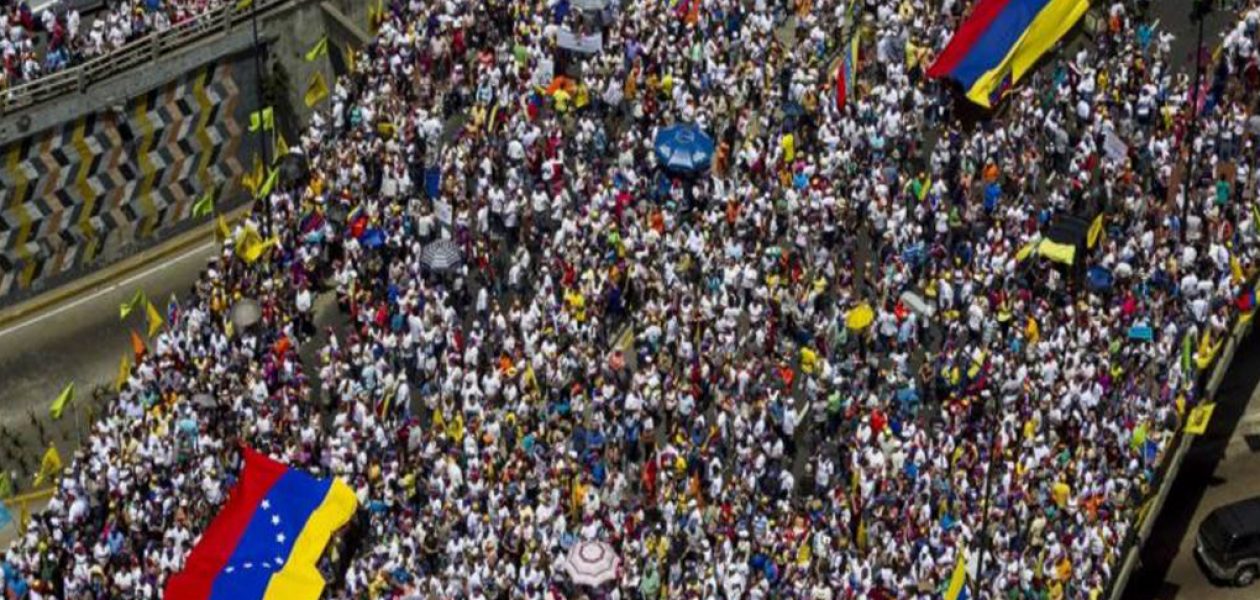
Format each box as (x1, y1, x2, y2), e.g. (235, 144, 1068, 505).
(654, 124, 715, 173)
(1087, 266, 1114, 292)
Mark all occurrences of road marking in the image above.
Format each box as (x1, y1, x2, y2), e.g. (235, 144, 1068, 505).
(0, 241, 216, 339)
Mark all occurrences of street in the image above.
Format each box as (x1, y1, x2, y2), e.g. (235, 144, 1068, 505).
(0, 240, 216, 487)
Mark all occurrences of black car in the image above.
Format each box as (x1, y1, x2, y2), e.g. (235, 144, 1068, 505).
(1197, 497, 1260, 586)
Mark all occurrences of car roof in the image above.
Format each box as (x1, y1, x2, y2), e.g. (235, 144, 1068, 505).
(1208, 498, 1260, 535)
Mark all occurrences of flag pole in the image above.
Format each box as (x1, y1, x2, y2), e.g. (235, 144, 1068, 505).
(1181, 0, 1210, 244)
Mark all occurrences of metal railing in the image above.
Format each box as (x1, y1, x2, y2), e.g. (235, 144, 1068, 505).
(0, 0, 291, 115)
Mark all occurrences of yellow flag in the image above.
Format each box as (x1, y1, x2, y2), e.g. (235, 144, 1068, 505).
(1087, 214, 1104, 248)
(33, 445, 62, 487)
(1038, 240, 1076, 265)
(191, 190, 214, 218)
(235, 0, 252, 10)
(236, 224, 279, 264)
(49, 382, 74, 420)
(116, 354, 131, 392)
(217, 214, 232, 242)
(119, 289, 146, 320)
(243, 152, 264, 194)
(235, 224, 263, 259)
(274, 130, 290, 162)
(1195, 331, 1223, 370)
(249, 107, 274, 132)
(305, 72, 329, 107)
(146, 300, 164, 338)
(1015, 239, 1039, 262)
(305, 36, 329, 62)
(945, 547, 969, 600)
(1186, 403, 1216, 435)
(524, 364, 539, 392)
(256, 167, 280, 200)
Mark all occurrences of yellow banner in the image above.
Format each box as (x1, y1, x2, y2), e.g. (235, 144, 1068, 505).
(1186, 403, 1215, 435)
(1038, 239, 1076, 265)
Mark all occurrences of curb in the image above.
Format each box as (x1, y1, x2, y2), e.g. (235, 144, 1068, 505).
(0, 204, 252, 331)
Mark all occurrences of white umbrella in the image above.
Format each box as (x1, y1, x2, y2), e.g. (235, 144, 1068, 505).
(421, 239, 463, 272)
(230, 298, 262, 332)
(563, 541, 620, 587)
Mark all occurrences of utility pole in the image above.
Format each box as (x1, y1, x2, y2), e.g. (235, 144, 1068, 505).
(975, 394, 1000, 597)
(1181, 0, 1211, 244)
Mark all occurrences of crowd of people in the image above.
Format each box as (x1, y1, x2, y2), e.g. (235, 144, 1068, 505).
(3, 0, 1260, 597)
(0, 0, 225, 89)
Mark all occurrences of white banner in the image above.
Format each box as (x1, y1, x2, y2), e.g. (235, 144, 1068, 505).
(434, 200, 453, 225)
(532, 58, 555, 87)
(556, 29, 603, 54)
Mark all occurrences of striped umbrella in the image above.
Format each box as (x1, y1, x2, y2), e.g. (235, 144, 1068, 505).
(420, 239, 463, 272)
(562, 541, 620, 587)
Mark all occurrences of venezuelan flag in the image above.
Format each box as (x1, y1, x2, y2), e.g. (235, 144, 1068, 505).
(164, 448, 357, 600)
(836, 35, 860, 109)
(927, 0, 1090, 108)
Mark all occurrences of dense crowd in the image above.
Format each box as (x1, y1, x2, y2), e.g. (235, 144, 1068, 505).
(4, 0, 1260, 598)
(0, 0, 223, 88)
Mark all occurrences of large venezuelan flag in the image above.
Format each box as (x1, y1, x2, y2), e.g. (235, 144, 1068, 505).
(927, 0, 1090, 108)
(164, 448, 357, 600)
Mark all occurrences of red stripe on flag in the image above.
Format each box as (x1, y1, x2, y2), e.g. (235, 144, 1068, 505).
(926, 0, 1016, 78)
(163, 448, 288, 600)
(835, 62, 847, 110)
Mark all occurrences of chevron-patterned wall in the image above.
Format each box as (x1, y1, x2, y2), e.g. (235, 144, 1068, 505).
(0, 57, 260, 301)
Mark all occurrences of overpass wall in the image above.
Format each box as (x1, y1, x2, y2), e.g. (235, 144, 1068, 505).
(0, 0, 372, 305)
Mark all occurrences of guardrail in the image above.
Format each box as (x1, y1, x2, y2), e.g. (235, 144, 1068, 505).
(0, 0, 290, 115)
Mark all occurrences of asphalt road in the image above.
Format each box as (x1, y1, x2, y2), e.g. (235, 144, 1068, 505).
(0, 240, 217, 488)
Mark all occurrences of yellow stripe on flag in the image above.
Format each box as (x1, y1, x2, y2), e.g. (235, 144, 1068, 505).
(945, 547, 968, 600)
(262, 478, 358, 600)
(966, 0, 1090, 108)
